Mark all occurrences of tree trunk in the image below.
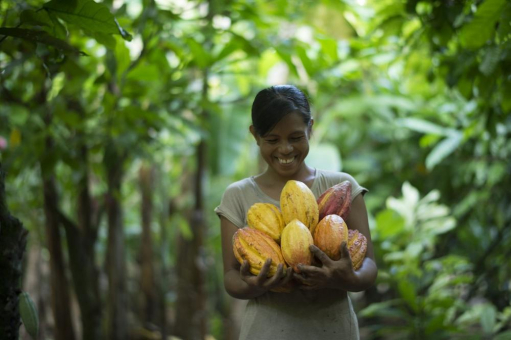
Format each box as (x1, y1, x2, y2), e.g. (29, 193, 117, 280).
(174, 140, 208, 339)
(42, 174, 77, 340)
(67, 132, 102, 340)
(0, 163, 29, 340)
(139, 163, 157, 326)
(105, 144, 128, 340)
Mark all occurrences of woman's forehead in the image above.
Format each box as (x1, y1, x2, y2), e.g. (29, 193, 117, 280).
(265, 112, 310, 135)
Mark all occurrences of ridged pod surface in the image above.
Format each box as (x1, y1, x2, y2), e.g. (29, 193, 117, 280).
(280, 180, 319, 233)
(347, 229, 367, 270)
(280, 219, 314, 273)
(232, 227, 287, 277)
(317, 181, 352, 222)
(247, 203, 285, 243)
(313, 215, 349, 261)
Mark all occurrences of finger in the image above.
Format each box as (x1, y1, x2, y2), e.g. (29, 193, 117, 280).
(340, 241, 351, 261)
(265, 263, 284, 287)
(292, 272, 310, 285)
(240, 260, 251, 277)
(297, 264, 322, 276)
(283, 267, 293, 283)
(256, 258, 272, 282)
(309, 245, 332, 265)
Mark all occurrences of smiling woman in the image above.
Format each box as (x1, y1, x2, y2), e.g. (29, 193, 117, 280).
(215, 85, 377, 340)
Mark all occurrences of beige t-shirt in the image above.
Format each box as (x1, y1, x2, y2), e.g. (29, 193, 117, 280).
(215, 169, 367, 340)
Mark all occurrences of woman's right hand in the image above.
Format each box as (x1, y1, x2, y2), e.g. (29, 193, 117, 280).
(240, 258, 293, 294)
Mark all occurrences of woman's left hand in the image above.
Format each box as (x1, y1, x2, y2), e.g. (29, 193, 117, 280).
(292, 242, 357, 291)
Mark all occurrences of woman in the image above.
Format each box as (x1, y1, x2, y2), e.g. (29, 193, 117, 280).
(215, 85, 377, 339)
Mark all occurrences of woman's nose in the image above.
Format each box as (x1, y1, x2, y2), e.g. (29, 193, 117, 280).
(278, 141, 293, 154)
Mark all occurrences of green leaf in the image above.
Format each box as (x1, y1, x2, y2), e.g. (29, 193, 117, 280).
(19, 292, 39, 339)
(398, 280, 418, 312)
(459, 0, 506, 49)
(43, 0, 132, 41)
(20, 9, 54, 28)
(494, 331, 511, 340)
(425, 132, 462, 170)
(0, 28, 84, 55)
(396, 118, 448, 135)
(480, 304, 497, 334)
(479, 46, 500, 76)
(376, 209, 406, 239)
(186, 37, 210, 68)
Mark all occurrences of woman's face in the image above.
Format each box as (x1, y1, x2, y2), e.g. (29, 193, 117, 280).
(251, 112, 313, 179)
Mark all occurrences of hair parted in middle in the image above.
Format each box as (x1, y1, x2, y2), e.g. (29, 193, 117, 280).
(251, 85, 312, 137)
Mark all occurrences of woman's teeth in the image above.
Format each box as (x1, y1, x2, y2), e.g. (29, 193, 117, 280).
(278, 157, 294, 164)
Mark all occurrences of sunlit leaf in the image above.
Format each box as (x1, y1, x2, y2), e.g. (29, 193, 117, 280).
(44, 0, 132, 41)
(459, 0, 506, 49)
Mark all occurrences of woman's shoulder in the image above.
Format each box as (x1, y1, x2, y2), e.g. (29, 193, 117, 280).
(316, 169, 359, 184)
(315, 169, 368, 200)
(222, 177, 256, 197)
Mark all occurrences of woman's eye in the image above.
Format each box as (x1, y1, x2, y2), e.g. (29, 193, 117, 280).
(266, 139, 278, 143)
(291, 136, 304, 141)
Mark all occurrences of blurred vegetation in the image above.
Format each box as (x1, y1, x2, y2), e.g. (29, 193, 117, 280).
(1, 0, 510, 339)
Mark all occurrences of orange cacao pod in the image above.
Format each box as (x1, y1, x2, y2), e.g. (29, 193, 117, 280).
(280, 180, 319, 233)
(233, 227, 287, 277)
(313, 215, 349, 261)
(280, 219, 314, 273)
(247, 203, 285, 243)
(347, 229, 367, 270)
(317, 181, 352, 222)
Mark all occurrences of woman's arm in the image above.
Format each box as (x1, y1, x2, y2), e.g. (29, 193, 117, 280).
(220, 216, 293, 299)
(293, 194, 378, 292)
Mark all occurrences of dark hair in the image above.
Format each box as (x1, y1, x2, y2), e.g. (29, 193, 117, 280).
(251, 85, 312, 136)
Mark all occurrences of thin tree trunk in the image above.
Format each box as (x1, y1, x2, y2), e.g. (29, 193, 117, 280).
(175, 104, 209, 339)
(0, 163, 29, 340)
(139, 163, 157, 326)
(42, 174, 77, 340)
(105, 145, 128, 340)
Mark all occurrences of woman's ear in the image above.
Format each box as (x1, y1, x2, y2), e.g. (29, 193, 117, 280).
(307, 118, 314, 138)
(249, 125, 260, 145)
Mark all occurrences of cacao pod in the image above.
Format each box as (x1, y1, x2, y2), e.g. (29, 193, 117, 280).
(317, 181, 352, 222)
(280, 180, 319, 233)
(347, 229, 367, 270)
(313, 214, 348, 261)
(232, 227, 287, 277)
(247, 203, 285, 243)
(280, 219, 314, 273)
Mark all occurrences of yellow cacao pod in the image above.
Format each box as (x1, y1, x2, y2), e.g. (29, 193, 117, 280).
(232, 227, 287, 277)
(347, 229, 367, 270)
(280, 180, 319, 234)
(280, 219, 314, 273)
(313, 214, 349, 261)
(247, 203, 285, 243)
(317, 181, 352, 222)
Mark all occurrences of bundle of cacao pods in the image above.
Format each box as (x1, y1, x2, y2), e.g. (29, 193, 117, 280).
(232, 180, 367, 291)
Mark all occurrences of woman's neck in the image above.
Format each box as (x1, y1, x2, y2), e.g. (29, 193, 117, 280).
(257, 164, 316, 188)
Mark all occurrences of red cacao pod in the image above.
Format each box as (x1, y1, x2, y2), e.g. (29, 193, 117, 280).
(317, 181, 352, 222)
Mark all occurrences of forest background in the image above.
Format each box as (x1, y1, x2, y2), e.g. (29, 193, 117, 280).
(0, 0, 510, 339)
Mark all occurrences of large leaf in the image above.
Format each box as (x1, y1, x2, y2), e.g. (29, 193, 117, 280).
(425, 132, 463, 170)
(0, 27, 84, 55)
(43, 0, 132, 41)
(459, 0, 507, 49)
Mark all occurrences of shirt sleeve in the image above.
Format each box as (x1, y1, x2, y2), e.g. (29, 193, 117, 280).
(214, 183, 245, 228)
(340, 172, 368, 202)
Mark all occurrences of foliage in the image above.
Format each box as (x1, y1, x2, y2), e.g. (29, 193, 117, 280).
(1, 0, 510, 338)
